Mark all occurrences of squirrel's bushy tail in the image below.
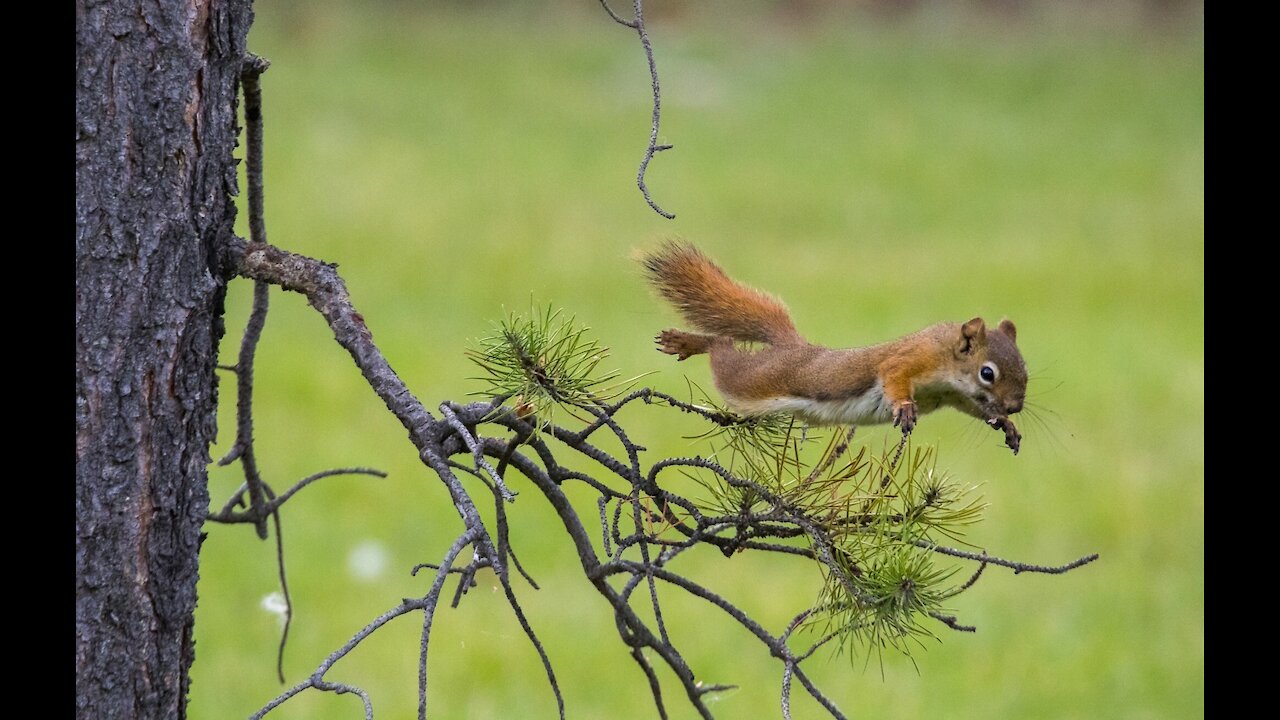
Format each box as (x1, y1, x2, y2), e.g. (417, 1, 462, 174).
(640, 241, 804, 345)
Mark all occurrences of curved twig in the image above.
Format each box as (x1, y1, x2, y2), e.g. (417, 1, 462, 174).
(912, 541, 1100, 575)
(599, 0, 676, 218)
(251, 600, 418, 719)
(208, 467, 387, 524)
(220, 53, 275, 539)
(440, 403, 517, 501)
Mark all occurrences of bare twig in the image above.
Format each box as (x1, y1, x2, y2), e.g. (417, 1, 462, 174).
(241, 52, 271, 244)
(913, 542, 1100, 575)
(251, 599, 419, 719)
(929, 612, 977, 633)
(219, 53, 275, 539)
(599, 0, 676, 218)
(498, 574, 566, 720)
(805, 426, 857, 483)
(208, 467, 386, 524)
(598, 0, 638, 28)
(780, 609, 818, 720)
(440, 403, 517, 501)
(953, 560, 988, 595)
(630, 647, 669, 720)
(266, 486, 292, 685)
(418, 531, 478, 720)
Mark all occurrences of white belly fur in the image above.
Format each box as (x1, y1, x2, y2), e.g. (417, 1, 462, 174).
(725, 382, 894, 427)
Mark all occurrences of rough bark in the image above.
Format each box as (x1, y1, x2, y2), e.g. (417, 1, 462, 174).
(75, 0, 253, 717)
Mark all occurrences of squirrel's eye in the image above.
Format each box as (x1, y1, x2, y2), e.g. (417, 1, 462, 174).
(979, 364, 997, 385)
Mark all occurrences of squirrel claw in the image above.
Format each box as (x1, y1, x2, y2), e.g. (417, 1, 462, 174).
(893, 401, 917, 435)
(987, 416, 1021, 455)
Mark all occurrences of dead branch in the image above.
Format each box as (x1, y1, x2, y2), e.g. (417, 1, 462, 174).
(220, 237, 1096, 718)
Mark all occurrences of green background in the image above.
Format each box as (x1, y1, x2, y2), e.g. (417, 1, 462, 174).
(192, 1, 1204, 718)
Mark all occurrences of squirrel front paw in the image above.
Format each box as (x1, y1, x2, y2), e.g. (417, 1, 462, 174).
(892, 401, 917, 434)
(986, 416, 1022, 455)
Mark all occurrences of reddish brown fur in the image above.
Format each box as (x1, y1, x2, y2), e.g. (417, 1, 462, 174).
(642, 241, 802, 345)
(707, 323, 967, 406)
(639, 242, 1028, 452)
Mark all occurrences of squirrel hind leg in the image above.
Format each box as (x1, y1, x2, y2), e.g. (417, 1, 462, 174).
(656, 329, 713, 361)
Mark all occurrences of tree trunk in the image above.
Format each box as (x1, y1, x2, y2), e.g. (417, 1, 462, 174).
(76, 1, 253, 716)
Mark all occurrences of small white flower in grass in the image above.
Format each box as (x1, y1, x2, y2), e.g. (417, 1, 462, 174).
(347, 539, 389, 582)
(261, 592, 288, 627)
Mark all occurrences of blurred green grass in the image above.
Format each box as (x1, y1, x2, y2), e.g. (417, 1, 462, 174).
(192, 1, 1203, 718)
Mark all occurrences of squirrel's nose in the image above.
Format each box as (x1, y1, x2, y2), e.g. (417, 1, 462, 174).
(1006, 397, 1024, 415)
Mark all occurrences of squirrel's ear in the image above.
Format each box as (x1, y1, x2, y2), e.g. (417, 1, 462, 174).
(998, 319, 1018, 343)
(957, 317, 987, 356)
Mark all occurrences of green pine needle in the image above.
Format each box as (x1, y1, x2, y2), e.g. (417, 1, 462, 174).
(816, 545, 959, 662)
(680, 407, 987, 663)
(466, 303, 642, 429)
(802, 445, 983, 664)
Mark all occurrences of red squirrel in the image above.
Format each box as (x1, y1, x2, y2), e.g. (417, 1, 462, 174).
(642, 241, 1026, 454)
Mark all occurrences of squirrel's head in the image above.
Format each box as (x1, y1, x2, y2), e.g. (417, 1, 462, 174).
(953, 317, 1027, 419)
